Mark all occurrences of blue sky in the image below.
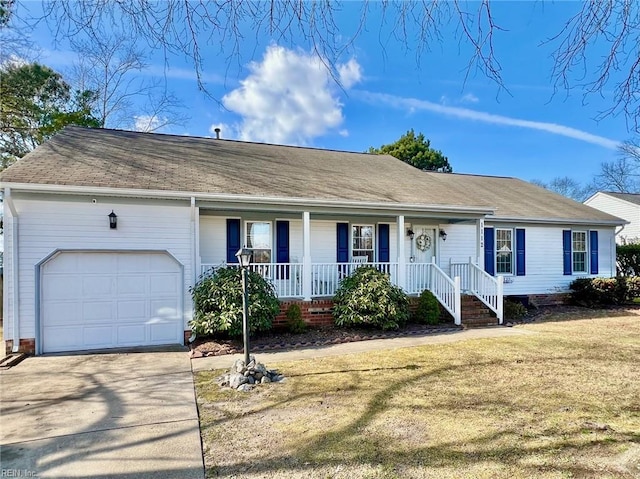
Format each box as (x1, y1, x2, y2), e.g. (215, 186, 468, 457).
(17, 1, 630, 185)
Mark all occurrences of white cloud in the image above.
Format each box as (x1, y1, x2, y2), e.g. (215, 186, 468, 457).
(338, 129, 349, 137)
(222, 45, 361, 145)
(460, 93, 479, 104)
(359, 91, 620, 150)
(338, 59, 362, 89)
(133, 115, 167, 132)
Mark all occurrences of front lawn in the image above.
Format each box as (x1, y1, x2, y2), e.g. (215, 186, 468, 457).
(195, 312, 640, 478)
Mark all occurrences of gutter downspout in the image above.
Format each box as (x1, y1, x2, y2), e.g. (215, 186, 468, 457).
(5, 188, 19, 353)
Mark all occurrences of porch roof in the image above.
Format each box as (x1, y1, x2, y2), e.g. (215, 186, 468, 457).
(0, 127, 623, 225)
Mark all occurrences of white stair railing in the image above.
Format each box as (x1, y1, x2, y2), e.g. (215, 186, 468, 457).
(310, 262, 398, 297)
(449, 259, 470, 291)
(468, 261, 504, 323)
(427, 261, 461, 325)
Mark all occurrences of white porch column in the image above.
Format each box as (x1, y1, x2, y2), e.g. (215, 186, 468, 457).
(397, 215, 406, 289)
(302, 211, 312, 301)
(476, 218, 485, 270)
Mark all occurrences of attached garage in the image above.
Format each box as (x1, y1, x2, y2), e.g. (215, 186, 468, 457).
(40, 251, 183, 353)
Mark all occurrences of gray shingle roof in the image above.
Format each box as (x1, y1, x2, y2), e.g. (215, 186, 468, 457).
(0, 127, 623, 224)
(599, 191, 640, 206)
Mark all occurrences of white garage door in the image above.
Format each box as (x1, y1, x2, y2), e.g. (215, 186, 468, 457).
(41, 251, 183, 353)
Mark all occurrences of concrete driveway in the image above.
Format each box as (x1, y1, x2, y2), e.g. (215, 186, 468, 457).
(0, 349, 204, 479)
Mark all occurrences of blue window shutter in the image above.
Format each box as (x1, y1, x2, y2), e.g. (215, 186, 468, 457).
(337, 223, 349, 263)
(516, 228, 526, 276)
(563, 230, 572, 275)
(226, 219, 241, 264)
(378, 224, 390, 263)
(276, 221, 290, 279)
(484, 227, 495, 276)
(590, 230, 599, 274)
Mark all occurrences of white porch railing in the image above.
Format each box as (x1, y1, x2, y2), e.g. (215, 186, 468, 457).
(468, 261, 504, 324)
(311, 262, 399, 297)
(450, 260, 470, 291)
(201, 263, 303, 298)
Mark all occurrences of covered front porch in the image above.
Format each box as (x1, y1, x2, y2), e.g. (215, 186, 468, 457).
(197, 206, 504, 325)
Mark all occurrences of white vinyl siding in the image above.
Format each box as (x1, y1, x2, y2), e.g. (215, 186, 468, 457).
(10, 194, 193, 341)
(585, 193, 638, 244)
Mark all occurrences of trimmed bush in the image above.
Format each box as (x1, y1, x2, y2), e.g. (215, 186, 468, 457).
(504, 299, 527, 320)
(415, 290, 440, 325)
(617, 243, 640, 276)
(626, 276, 640, 300)
(189, 266, 280, 337)
(569, 277, 628, 307)
(285, 303, 307, 334)
(333, 266, 409, 330)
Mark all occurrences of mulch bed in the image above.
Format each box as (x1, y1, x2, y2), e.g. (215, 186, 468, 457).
(189, 323, 462, 358)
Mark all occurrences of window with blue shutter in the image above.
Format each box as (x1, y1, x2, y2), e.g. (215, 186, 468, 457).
(562, 230, 572, 275)
(378, 224, 390, 263)
(484, 227, 495, 276)
(516, 228, 526, 276)
(276, 221, 290, 279)
(226, 219, 241, 264)
(590, 230, 599, 274)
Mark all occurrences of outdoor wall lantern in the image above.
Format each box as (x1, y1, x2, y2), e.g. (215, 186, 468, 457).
(235, 247, 254, 365)
(108, 210, 118, 229)
(439, 229, 448, 241)
(407, 228, 415, 239)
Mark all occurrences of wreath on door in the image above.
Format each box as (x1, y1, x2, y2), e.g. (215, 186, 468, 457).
(416, 233, 432, 251)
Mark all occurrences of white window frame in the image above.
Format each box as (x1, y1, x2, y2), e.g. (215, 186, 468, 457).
(351, 224, 375, 262)
(244, 221, 273, 264)
(495, 228, 514, 275)
(572, 230, 588, 274)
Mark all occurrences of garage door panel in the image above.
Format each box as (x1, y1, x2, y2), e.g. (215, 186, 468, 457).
(117, 275, 147, 295)
(82, 301, 114, 321)
(43, 276, 81, 300)
(150, 274, 179, 294)
(116, 324, 147, 345)
(150, 322, 178, 342)
(82, 276, 114, 298)
(83, 326, 114, 348)
(117, 300, 147, 321)
(43, 326, 83, 351)
(42, 252, 182, 353)
(44, 302, 81, 325)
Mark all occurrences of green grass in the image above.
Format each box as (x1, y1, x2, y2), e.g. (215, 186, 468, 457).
(195, 313, 640, 478)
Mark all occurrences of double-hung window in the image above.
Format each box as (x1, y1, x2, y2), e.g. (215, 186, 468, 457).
(352, 225, 374, 262)
(245, 221, 272, 264)
(496, 228, 513, 274)
(572, 231, 587, 273)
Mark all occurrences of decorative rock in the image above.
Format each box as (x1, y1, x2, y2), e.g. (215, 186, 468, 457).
(247, 376, 255, 384)
(261, 376, 271, 384)
(229, 373, 248, 389)
(237, 384, 253, 392)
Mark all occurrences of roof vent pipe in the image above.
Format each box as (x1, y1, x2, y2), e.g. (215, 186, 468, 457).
(214, 128, 221, 139)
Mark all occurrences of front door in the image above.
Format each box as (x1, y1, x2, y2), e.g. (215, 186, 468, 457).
(407, 226, 436, 292)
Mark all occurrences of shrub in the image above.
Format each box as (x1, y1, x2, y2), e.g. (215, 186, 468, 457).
(189, 266, 280, 338)
(504, 299, 527, 320)
(415, 290, 440, 325)
(333, 266, 409, 330)
(285, 303, 307, 334)
(569, 277, 628, 307)
(617, 243, 640, 276)
(625, 276, 640, 300)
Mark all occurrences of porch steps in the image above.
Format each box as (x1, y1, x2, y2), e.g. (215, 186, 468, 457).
(460, 295, 499, 327)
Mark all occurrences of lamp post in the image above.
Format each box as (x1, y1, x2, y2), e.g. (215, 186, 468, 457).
(235, 248, 253, 366)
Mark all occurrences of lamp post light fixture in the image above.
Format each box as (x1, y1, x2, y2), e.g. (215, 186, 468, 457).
(235, 247, 253, 366)
(439, 229, 447, 241)
(108, 210, 118, 229)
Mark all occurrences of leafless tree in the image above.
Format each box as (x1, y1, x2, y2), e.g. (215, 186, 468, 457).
(531, 176, 595, 202)
(69, 31, 187, 131)
(19, 1, 640, 131)
(0, 0, 34, 64)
